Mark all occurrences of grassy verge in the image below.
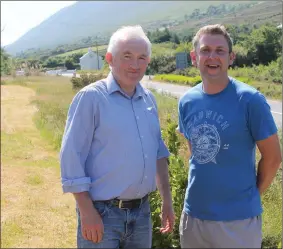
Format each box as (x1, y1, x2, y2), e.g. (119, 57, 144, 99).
(3, 75, 282, 248)
(153, 74, 282, 100)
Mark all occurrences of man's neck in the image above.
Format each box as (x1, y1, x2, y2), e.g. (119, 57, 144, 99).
(112, 73, 136, 97)
(202, 76, 230, 95)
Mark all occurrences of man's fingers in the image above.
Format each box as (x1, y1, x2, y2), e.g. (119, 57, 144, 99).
(82, 228, 88, 240)
(161, 213, 167, 228)
(91, 229, 98, 243)
(86, 229, 93, 241)
(96, 230, 103, 243)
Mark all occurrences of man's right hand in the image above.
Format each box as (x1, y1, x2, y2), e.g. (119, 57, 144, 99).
(80, 208, 104, 243)
(73, 192, 104, 244)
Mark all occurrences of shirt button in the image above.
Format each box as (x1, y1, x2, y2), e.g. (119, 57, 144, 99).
(145, 176, 147, 179)
(145, 154, 148, 158)
(141, 135, 144, 139)
(136, 116, 139, 119)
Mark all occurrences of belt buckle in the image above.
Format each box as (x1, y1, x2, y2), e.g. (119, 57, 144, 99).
(118, 200, 123, 209)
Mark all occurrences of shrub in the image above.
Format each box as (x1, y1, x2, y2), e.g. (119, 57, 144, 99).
(150, 116, 188, 248)
(70, 72, 106, 89)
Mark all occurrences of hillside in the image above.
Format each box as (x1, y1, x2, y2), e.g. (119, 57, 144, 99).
(5, 1, 257, 56)
(171, 0, 282, 36)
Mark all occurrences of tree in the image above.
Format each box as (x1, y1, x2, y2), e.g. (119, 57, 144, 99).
(1, 48, 11, 75)
(245, 24, 281, 65)
(65, 58, 75, 70)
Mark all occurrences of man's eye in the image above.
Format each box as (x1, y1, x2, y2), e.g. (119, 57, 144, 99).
(124, 55, 130, 59)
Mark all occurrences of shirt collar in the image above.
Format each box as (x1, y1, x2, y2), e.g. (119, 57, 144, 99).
(106, 72, 147, 98)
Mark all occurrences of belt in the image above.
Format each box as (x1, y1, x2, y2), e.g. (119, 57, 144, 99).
(95, 194, 148, 209)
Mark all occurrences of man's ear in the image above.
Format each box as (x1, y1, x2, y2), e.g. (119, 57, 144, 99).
(229, 51, 236, 66)
(105, 52, 113, 65)
(190, 50, 197, 67)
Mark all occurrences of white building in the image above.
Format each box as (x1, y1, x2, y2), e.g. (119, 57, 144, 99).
(79, 48, 103, 70)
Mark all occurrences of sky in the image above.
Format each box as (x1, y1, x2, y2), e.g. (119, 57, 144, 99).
(1, 1, 76, 46)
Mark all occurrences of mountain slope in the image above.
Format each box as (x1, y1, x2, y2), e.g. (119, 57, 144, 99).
(5, 1, 237, 55)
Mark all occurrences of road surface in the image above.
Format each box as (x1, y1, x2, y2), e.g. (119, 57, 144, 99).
(141, 77, 282, 129)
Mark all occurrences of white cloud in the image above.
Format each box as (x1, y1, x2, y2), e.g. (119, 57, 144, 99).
(1, 1, 76, 46)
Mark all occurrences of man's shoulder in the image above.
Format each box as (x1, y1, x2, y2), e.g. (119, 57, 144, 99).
(230, 77, 260, 102)
(179, 83, 203, 104)
(79, 78, 108, 95)
(141, 86, 155, 100)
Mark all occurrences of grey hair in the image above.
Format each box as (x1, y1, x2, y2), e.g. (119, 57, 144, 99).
(107, 25, 152, 57)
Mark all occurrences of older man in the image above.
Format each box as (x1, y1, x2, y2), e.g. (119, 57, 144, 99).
(60, 25, 175, 248)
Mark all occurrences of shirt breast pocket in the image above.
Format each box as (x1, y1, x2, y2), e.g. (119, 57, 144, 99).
(144, 106, 160, 139)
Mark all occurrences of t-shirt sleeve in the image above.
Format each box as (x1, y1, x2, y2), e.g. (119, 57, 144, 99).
(177, 100, 189, 140)
(247, 92, 278, 141)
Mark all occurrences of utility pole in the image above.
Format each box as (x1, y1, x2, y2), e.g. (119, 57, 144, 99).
(96, 41, 99, 70)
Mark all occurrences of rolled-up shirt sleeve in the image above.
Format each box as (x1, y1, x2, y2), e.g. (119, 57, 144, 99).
(157, 137, 170, 159)
(60, 88, 96, 193)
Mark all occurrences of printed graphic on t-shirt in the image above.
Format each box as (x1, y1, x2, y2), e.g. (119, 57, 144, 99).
(188, 110, 230, 164)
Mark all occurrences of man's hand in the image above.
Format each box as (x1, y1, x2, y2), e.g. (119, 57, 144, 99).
(73, 192, 104, 243)
(160, 201, 175, 233)
(80, 208, 104, 243)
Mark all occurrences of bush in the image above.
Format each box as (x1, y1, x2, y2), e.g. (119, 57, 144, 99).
(147, 55, 176, 75)
(150, 116, 188, 248)
(70, 72, 106, 89)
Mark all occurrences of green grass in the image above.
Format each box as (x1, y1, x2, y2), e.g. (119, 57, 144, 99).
(1, 221, 24, 248)
(25, 174, 44, 186)
(154, 74, 202, 87)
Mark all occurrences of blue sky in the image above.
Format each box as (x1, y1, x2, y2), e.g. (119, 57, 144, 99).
(1, 1, 76, 46)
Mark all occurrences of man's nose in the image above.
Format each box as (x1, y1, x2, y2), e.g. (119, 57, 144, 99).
(130, 60, 139, 69)
(208, 51, 219, 59)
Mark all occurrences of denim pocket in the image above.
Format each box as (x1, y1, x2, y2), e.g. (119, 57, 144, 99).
(139, 200, 151, 217)
(93, 201, 109, 217)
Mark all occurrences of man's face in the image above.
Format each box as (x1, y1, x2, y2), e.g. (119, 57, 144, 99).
(106, 38, 150, 87)
(190, 34, 235, 81)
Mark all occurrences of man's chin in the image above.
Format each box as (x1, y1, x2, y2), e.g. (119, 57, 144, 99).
(127, 75, 142, 82)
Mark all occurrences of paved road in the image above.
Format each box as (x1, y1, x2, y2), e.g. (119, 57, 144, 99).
(60, 73, 282, 128)
(141, 77, 282, 129)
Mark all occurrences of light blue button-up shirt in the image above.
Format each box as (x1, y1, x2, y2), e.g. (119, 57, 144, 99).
(60, 73, 170, 201)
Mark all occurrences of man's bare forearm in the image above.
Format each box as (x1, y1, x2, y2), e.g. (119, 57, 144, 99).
(257, 158, 281, 195)
(156, 157, 172, 202)
(73, 192, 96, 216)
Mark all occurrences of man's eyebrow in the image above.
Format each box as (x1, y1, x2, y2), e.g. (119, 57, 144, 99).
(123, 51, 132, 55)
(200, 45, 226, 49)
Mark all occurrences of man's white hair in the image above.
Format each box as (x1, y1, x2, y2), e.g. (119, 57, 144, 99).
(107, 25, 152, 57)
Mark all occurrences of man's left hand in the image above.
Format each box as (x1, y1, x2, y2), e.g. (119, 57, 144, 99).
(160, 201, 175, 233)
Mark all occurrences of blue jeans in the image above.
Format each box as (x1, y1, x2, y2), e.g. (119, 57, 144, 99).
(77, 199, 152, 248)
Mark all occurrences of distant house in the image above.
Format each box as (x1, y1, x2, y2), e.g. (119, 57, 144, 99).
(277, 23, 282, 29)
(79, 48, 103, 70)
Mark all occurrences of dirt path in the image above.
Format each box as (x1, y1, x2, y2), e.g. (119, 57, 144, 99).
(1, 85, 76, 248)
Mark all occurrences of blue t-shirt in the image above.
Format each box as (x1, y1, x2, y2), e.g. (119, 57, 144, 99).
(178, 77, 278, 221)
